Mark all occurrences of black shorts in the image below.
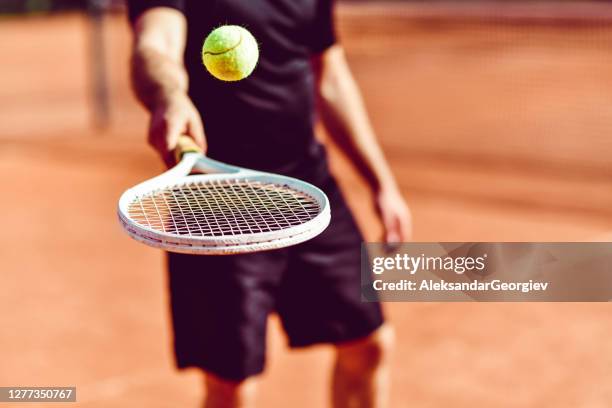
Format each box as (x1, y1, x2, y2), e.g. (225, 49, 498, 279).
(166, 169, 384, 381)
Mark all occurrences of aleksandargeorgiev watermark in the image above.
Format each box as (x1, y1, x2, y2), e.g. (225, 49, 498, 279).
(361, 243, 612, 302)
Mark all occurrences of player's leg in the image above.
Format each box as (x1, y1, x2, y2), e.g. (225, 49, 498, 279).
(332, 324, 394, 408)
(166, 251, 288, 408)
(204, 374, 258, 408)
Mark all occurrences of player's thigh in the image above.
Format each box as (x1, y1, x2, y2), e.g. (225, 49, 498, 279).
(167, 250, 288, 381)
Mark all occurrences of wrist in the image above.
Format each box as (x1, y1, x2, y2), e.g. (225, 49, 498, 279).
(374, 177, 400, 196)
(155, 88, 188, 107)
(136, 81, 187, 112)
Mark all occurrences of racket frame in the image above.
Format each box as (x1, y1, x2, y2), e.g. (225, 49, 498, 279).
(118, 152, 331, 254)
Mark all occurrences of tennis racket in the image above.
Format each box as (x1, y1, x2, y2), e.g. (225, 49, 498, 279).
(118, 136, 330, 254)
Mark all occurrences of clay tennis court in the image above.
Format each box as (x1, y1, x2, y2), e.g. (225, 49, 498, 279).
(2, 2, 612, 407)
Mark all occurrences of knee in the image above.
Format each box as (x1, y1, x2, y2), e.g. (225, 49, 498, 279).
(204, 373, 257, 408)
(335, 324, 395, 374)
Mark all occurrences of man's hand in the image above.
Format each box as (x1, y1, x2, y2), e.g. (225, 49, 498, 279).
(375, 187, 413, 243)
(149, 91, 206, 167)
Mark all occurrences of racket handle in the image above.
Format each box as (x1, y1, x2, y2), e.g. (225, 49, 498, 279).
(175, 135, 202, 162)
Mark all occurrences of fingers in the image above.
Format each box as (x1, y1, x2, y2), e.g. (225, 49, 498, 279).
(164, 115, 185, 152)
(379, 197, 413, 245)
(188, 113, 207, 152)
(147, 95, 207, 167)
(384, 215, 401, 244)
(398, 207, 413, 242)
(382, 210, 412, 255)
(149, 114, 184, 168)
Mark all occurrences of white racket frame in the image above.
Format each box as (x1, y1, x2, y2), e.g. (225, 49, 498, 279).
(117, 152, 331, 255)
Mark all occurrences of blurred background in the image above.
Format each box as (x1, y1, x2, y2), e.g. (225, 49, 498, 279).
(1, 1, 612, 407)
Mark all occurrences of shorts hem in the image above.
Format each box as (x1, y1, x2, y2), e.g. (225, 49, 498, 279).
(287, 318, 385, 349)
(175, 359, 264, 382)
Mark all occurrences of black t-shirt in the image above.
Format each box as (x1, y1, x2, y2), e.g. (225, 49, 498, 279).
(128, 0, 336, 176)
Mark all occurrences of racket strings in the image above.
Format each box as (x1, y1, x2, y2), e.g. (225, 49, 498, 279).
(127, 179, 321, 237)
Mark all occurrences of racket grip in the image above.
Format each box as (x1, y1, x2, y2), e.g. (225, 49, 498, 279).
(175, 135, 202, 162)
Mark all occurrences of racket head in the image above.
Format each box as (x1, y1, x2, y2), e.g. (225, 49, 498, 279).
(118, 163, 330, 254)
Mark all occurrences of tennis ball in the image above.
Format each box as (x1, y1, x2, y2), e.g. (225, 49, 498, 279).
(202, 25, 259, 82)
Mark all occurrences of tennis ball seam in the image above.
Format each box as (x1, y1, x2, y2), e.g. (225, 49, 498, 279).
(202, 32, 243, 56)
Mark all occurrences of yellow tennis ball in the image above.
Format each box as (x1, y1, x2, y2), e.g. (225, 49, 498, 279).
(202, 25, 259, 82)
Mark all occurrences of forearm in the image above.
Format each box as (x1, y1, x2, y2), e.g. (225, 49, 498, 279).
(131, 46, 188, 112)
(130, 8, 189, 112)
(318, 51, 399, 193)
(129, 9, 205, 160)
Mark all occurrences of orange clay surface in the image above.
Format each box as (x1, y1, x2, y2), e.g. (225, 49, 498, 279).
(1, 3, 612, 407)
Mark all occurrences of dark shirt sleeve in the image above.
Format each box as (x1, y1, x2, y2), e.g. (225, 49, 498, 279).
(126, 0, 185, 23)
(308, 0, 337, 54)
